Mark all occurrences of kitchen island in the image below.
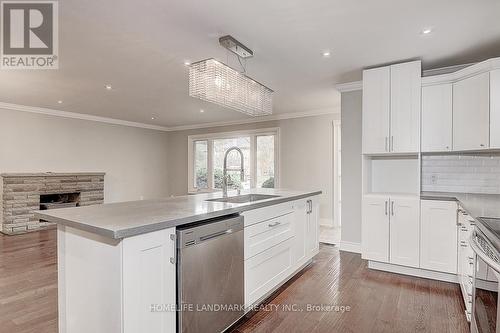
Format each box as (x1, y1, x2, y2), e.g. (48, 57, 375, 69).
(36, 188, 321, 333)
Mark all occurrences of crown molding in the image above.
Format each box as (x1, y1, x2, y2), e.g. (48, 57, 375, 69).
(166, 106, 340, 131)
(422, 57, 500, 86)
(335, 81, 362, 93)
(0, 102, 171, 131)
(0, 101, 339, 133)
(422, 63, 476, 77)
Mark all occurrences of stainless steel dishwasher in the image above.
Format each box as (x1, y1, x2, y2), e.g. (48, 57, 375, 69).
(177, 214, 244, 333)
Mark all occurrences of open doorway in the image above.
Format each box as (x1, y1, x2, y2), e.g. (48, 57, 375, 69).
(320, 120, 341, 245)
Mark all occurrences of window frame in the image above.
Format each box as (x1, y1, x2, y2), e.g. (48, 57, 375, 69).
(187, 127, 280, 193)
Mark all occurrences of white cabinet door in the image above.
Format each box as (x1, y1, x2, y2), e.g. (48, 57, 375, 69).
(420, 200, 458, 273)
(490, 70, 500, 148)
(122, 228, 176, 333)
(245, 238, 293, 307)
(422, 84, 453, 152)
(306, 198, 320, 257)
(390, 61, 421, 153)
(362, 66, 391, 154)
(389, 196, 420, 268)
(453, 72, 490, 150)
(293, 200, 308, 268)
(362, 195, 389, 262)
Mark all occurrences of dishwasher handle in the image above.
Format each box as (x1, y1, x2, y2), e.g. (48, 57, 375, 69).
(199, 229, 235, 242)
(177, 215, 244, 249)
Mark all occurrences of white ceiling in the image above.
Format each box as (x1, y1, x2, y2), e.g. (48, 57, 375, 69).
(1, 0, 499, 127)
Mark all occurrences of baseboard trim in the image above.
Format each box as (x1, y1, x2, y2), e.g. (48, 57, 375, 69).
(339, 241, 361, 254)
(368, 261, 458, 284)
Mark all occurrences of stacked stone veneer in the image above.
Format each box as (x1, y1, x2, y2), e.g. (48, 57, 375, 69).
(0, 173, 105, 235)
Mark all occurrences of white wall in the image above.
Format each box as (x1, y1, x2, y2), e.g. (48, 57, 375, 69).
(167, 113, 340, 225)
(340, 91, 362, 246)
(0, 109, 170, 203)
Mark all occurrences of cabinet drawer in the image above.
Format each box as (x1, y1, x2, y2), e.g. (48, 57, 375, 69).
(244, 238, 293, 307)
(244, 212, 294, 260)
(242, 202, 294, 227)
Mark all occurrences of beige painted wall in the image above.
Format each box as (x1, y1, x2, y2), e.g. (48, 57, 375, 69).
(167, 113, 340, 224)
(0, 109, 170, 203)
(340, 91, 362, 245)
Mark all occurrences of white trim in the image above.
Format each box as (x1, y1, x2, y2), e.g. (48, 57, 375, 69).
(319, 218, 334, 227)
(187, 127, 280, 140)
(422, 63, 476, 77)
(339, 241, 362, 254)
(368, 261, 459, 284)
(167, 107, 339, 131)
(422, 57, 500, 86)
(335, 81, 362, 93)
(0, 101, 339, 133)
(332, 120, 341, 228)
(187, 128, 281, 193)
(0, 102, 171, 132)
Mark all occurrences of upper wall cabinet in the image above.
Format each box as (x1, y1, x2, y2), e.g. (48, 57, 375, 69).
(490, 70, 500, 148)
(390, 62, 422, 153)
(362, 67, 390, 154)
(421, 84, 453, 152)
(362, 61, 421, 154)
(453, 72, 490, 151)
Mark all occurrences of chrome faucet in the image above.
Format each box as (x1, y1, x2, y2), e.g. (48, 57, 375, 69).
(222, 147, 244, 197)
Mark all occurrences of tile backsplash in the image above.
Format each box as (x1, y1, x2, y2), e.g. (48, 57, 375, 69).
(421, 154, 500, 194)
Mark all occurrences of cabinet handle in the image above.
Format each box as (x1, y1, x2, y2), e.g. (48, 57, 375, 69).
(169, 233, 176, 264)
(391, 201, 394, 216)
(268, 221, 281, 228)
(480, 144, 485, 147)
(385, 201, 388, 215)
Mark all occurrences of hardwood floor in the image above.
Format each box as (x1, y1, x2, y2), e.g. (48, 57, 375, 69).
(0, 230, 469, 333)
(0, 229, 57, 333)
(231, 244, 470, 333)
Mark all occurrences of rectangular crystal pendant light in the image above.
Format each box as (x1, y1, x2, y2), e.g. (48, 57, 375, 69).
(189, 58, 273, 116)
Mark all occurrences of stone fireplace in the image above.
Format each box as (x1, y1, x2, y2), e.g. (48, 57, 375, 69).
(0, 172, 105, 235)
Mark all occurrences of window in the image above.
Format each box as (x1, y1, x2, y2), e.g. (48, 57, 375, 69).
(193, 140, 208, 189)
(256, 135, 275, 188)
(188, 128, 279, 193)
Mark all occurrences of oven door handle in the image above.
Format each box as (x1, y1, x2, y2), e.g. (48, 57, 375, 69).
(470, 234, 500, 274)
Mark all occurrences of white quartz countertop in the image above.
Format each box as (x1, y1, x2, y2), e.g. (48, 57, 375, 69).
(35, 188, 321, 239)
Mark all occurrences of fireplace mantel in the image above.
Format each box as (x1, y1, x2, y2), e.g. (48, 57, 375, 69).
(0, 172, 105, 235)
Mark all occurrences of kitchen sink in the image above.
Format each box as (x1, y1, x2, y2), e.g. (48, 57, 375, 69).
(206, 194, 280, 204)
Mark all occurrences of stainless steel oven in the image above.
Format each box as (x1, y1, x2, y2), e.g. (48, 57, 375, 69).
(471, 227, 500, 333)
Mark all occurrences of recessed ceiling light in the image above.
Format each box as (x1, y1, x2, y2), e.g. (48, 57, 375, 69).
(151, 117, 155, 120)
(322, 51, 331, 58)
(57, 100, 63, 104)
(421, 28, 433, 35)
(184, 61, 191, 66)
(105, 84, 112, 90)
(200, 109, 205, 113)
